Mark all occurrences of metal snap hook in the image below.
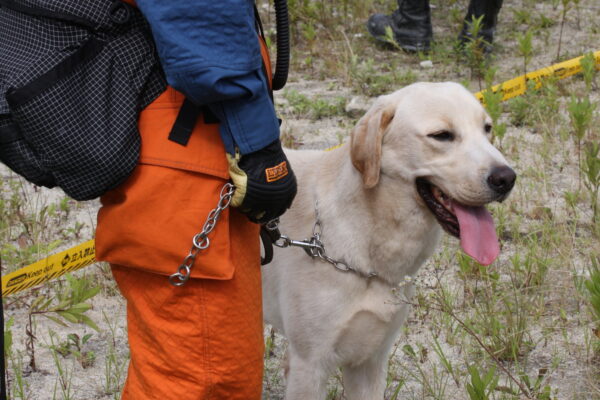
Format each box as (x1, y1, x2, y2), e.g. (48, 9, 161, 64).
(274, 235, 292, 248)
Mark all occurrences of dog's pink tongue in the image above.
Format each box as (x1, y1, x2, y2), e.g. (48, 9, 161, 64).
(452, 201, 499, 266)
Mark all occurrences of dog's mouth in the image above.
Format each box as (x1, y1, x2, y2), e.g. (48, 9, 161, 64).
(416, 178, 499, 266)
(416, 178, 459, 238)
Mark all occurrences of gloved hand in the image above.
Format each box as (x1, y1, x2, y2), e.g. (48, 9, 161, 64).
(227, 140, 297, 224)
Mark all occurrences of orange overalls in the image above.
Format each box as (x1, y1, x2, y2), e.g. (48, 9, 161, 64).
(95, 2, 271, 398)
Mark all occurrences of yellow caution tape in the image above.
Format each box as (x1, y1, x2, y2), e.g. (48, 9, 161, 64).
(2, 240, 96, 296)
(474, 50, 600, 102)
(325, 143, 344, 152)
(2, 51, 599, 297)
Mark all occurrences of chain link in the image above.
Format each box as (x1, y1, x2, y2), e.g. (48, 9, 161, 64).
(270, 201, 379, 279)
(169, 183, 236, 286)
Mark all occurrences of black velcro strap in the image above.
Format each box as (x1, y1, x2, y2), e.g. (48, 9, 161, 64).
(168, 98, 200, 146)
(0, 123, 22, 144)
(6, 37, 107, 107)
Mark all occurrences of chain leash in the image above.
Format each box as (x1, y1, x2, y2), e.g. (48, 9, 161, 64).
(267, 202, 378, 279)
(169, 190, 380, 286)
(169, 183, 236, 286)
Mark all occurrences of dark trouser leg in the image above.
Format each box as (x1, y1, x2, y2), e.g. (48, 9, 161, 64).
(459, 0, 504, 51)
(367, 0, 432, 52)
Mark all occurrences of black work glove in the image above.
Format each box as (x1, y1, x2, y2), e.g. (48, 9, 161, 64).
(226, 140, 297, 224)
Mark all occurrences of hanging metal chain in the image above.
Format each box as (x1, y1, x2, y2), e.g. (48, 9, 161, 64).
(169, 183, 236, 286)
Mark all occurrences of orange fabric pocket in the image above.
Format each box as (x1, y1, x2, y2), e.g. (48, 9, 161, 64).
(96, 88, 236, 280)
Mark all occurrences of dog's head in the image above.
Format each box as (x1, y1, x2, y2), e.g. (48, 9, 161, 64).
(350, 82, 516, 265)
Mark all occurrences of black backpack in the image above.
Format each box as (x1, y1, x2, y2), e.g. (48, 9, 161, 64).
(0, 0, 166, 200)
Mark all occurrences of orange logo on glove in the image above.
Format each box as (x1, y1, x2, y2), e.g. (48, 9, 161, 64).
(265, 161, 289, 182)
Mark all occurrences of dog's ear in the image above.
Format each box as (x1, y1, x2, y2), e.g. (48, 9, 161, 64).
(350, 103, 395, 188)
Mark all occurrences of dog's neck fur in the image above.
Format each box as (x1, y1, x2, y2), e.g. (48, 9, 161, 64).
(312, 146, 442, 285)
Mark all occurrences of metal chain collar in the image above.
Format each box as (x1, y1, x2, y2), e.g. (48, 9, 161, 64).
(268, 202, 379, 281)
(169, 183, 236, 286)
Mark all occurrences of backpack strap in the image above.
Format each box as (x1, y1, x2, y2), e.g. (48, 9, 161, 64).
(5, 37, 108, 108)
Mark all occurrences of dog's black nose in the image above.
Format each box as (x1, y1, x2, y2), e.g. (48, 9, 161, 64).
(487, 166, 516, 195)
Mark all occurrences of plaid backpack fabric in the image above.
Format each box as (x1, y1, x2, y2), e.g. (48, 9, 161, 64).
(0, 0, 166, 200)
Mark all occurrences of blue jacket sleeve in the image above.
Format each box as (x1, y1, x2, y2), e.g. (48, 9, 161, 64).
(135, 0, 279, 155)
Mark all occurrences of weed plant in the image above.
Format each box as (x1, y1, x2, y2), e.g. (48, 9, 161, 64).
(465, 364, 498, 400)
(48, 331, 75, 400)
(50, 332, 95, 369)
(556, 0, 572, 61)
(580, 52, 598, 92)
(567, 95, 595, 180)
(283, 89, 347, 119)
(585, 257, 600, 332)
(581, 142, 600, 225)
(481, 84, 506, 147)
(461, 15, 488, 88)
(517, 29, 533, 77)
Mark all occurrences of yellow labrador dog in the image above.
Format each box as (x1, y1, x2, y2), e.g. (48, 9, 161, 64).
(262, 82, 516, 400)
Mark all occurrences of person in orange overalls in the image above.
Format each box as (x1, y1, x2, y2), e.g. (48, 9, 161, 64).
(95, 1, 297, 399)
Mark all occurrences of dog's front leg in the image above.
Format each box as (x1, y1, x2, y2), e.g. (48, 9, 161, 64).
(341, 350, 388, 400)
(338, 306, 411, 400)
(285, 354, 330, 400)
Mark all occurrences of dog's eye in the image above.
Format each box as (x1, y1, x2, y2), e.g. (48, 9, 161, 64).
(428, 131, 454, 141)
(484, 123, 492, 133)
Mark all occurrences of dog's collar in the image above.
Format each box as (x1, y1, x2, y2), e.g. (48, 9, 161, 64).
(265, 201, 397, 287)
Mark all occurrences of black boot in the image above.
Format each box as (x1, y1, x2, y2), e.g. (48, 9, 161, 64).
(458, 0, 503, 53)
(367, 0, 433, 52)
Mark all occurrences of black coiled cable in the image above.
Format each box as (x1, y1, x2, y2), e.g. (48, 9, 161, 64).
(271, 0, 289, 91)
